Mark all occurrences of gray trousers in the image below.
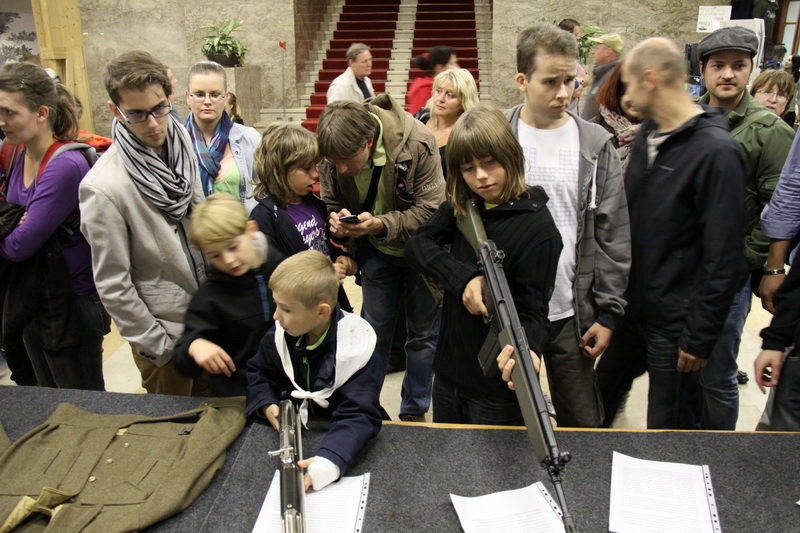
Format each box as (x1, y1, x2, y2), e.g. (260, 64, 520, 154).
(542, 316, 604, 428)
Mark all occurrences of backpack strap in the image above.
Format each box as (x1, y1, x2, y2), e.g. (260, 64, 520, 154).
(35, 141, 97, 185)
(0, 141, 24, 201)
(35, 141, 69, 183)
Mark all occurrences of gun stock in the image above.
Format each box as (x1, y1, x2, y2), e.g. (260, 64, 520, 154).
(457, 199, 577, 532)
(268, 400, 307, 533)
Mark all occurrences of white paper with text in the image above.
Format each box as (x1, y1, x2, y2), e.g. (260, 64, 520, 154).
(252, 470, 370, 533)
(450, 481, 565, 533)
(609, 452, 721, 533)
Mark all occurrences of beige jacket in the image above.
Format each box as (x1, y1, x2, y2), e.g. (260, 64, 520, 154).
(79, 142, 206, 366)
(326, 67, 375, 104)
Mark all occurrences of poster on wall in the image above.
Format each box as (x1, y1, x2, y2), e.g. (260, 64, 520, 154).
(697, 6, 733, 33)
(1, 11, 39, 64)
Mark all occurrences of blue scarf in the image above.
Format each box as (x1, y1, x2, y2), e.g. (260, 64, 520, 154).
(184, 111, 233, 196)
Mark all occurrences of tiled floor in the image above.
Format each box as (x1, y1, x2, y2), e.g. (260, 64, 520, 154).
(1, 279, 771, 430)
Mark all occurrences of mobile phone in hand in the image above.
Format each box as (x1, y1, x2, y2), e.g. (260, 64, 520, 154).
(339, 215, 360, 224)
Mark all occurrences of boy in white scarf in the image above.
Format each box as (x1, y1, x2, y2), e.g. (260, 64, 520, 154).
(245, 250, 383, 491)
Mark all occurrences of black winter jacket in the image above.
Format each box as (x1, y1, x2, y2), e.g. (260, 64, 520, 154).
(624, 108, 745, 358)
(761, 249, 800, 352)
(245, 306, 382, 476)
(405, 187, 562, 402)
(173, 265, 273, 397)
(0, 201, 81, 356)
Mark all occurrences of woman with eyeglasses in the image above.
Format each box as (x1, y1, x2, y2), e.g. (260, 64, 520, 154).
(751, 69, 797, 119)
(0, 61, 109, 390)
(185, 61, 260, 213)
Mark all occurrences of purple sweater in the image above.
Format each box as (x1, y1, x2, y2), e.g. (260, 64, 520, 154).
(0, 148, 95, 295)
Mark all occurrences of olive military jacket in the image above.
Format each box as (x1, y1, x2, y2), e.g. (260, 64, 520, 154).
(0, 398, 245, 532)
(698, 91, 795, 278)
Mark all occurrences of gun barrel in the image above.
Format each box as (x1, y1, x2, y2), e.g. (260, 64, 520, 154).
(283, 509, 305, 533)
(274, 400, 307, 533)
(457, 199, 577, 531)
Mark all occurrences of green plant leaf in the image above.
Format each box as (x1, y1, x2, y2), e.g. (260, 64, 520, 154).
(200, 19, 246, 64)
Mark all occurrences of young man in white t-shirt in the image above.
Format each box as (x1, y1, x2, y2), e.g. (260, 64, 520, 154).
(504, 23, 631, 427)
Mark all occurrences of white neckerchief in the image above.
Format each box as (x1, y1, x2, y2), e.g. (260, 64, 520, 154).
(274, 311, 376, 426)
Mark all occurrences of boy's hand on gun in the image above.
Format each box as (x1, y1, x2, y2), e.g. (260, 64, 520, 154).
(263, 404, 281, 430)
(463, 276, 488, 316)
(263, 415, 336, 492)
(298, 458, 315, 491)
(188, 339, 236, 376)
(496, 344, 541, 390)
(263, 406, 315, 490)
(329, 209, 385, 239)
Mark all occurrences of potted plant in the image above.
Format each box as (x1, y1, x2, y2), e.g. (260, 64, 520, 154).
(201, 19, 247, 67)
(577, 25, 603, 65)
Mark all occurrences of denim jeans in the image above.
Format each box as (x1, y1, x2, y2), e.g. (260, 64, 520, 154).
(599, 316, 702, 429)
(432, 375, 524, 426)
(698, 276, 751, 430)
(359, 241, 439, 416)
(23, 292, 110, 390)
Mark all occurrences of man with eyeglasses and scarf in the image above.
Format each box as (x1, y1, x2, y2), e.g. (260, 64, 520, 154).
(79, 51, 210, 396)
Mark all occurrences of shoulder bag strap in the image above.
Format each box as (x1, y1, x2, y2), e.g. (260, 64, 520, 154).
(360, 164, 384, 214)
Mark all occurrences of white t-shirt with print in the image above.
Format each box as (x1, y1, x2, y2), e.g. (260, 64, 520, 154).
(517, 116, 581, 321)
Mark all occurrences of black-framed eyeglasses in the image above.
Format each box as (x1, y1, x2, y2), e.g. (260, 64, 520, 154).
(115, 104, 173, 124)
(755, 89, 788, 102)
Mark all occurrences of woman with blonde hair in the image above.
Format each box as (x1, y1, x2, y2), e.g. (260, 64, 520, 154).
(226, 91, 244, 125)
(184, 60, 260, 212)
(418, 68, 479, 177)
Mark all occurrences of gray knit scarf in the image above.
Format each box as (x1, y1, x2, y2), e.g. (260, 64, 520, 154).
(111, 114, 198, 222)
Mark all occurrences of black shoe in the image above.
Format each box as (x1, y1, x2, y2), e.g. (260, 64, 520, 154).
(399, 413, 427, 423)
(737, 370, 749, 384)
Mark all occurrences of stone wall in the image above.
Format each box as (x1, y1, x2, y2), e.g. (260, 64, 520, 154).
(491, 0, 732, 108)
(78, 0, 297, 135)
(295, 0, 335, 84)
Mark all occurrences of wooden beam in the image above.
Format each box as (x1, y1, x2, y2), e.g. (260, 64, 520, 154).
(30, 0, 94, 133)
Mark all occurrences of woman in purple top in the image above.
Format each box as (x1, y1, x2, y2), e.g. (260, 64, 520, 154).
(0, 62, 109, 389)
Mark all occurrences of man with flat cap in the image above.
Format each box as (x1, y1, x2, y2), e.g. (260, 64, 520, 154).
(581, 33, 623, 121)
(696, 25, 795, 430)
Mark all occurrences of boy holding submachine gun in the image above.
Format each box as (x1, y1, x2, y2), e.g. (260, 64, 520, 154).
(246, 250, 383, 491)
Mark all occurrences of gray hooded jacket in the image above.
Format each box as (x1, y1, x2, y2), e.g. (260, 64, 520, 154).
(505, 105, 630, 332)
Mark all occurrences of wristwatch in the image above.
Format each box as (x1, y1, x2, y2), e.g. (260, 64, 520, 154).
(764, 268, 786, 275)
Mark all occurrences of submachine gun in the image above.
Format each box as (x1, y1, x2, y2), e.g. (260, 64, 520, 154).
(268, 400, 307, 533)
(457, 198, 577, 533)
